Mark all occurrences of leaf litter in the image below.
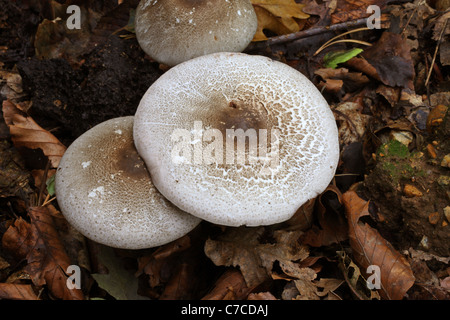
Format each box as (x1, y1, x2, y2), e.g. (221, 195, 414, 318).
(0, 0, 449, 300)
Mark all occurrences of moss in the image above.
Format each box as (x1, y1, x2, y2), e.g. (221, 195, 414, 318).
(377, 139, 410, 158)
(377, 140, 424, 183)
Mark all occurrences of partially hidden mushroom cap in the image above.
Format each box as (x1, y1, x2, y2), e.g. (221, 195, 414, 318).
(135, 0, 257, 66)
(55, 116, 201, 249)
(133, 52, 340, 227)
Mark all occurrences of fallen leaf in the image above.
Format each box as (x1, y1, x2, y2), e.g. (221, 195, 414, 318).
(34, 3, 102, 65)
(315, 67, 370, 96)
(361, 32, 415, 90)
(292, 267, 319, 300)
(248, 291, 277, 300)
(333, 101, 371, 145)
(205, 228, 308, 287)
(202, 269, 253, 300)
(137, 235, 191, 289)
(252, 6, 292, 41)
(0, 283, 39, 300)
(301, 185, 348, 247)
(2, 100, 66, 168)
(323, 48, 364, 69)
(91, 245, 148, 300)
(0, 138, 33, 198)
(303, 0, 335, 23)
(432, 11, 450, 41)
(343, 191, 415, 300)
(338, 250, 380, 299)
(331, 0, 392, 24)
(251, 0, 309, 41)
(2, 206, 84, 300)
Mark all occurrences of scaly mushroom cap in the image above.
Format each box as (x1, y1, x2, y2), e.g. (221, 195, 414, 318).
(135, 0, 257, 66)
(134, 53, 340, 227)
(55, 116, 201, 249)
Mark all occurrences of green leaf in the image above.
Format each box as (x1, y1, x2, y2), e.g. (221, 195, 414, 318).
(323, 48, 364, 69)
(46, 175, 56, 196)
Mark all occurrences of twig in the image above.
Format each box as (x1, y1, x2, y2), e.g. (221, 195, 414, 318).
(245, 18, 371, 52)
(401, 0, 426, 36)
(41, 195, 56, 207)
(425, 17, 448, 87)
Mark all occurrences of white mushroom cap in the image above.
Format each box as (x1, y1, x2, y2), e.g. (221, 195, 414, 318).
(55, 116, 201, 249)
(135, 0, 257, 66)
(133, 52, 339, 227)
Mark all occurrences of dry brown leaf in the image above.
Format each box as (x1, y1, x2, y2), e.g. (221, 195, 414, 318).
(301, 185, 348, 247)
(0, 283, 39, 300)
(159, 261, 195, 300)
(331, 0, 391, 24)
(315, 68, 370, 95)
(202, 269, 253, 300)
(251, 0, 309, 41)
(137, 235, 191, 288)
(2, 206, 84, 300)
(205, 228, 308, 287)
(343, 191, 415, 300)
(361, 32, 415, 90)
(2, 99, 66, 168)
(248, 291, 277, 300)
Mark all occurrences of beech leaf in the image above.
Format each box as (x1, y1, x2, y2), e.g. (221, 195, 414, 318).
(251, 0, 309, 41)
(2, 100, 66, 168)
(204, 227, 308, 287)
(343, 191, 415, 300)
(2, 206, 84, 300)
(0, 283, 39, 300)
(92, 245, 148, 300)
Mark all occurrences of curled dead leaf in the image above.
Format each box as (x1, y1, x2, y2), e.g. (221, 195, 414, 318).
(2, 206, 84, 300)
(2, 100, 66, 168)
(205, 228, 308, 288)
(0, 283, 39, 300)
(301, 185, 348, 247)
(202, 269, 253, 300)
(251, 0, 309, 41)
(343, 191, 415, 300)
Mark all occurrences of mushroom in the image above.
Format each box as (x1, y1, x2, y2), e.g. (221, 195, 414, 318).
(133, 52, 339, 227)
(55, 116, 201, 250)
(134, 0, 258, 66)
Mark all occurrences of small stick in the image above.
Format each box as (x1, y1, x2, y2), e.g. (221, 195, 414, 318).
(41, 195, 57, 207)
(425, 17, 448, 87)
(245, 18, 371, 52)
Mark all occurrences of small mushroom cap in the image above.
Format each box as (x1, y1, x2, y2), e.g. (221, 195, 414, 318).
(135, 0, 257, 66)
(134, 53, 340, 227)
(55, 116, 201, 250)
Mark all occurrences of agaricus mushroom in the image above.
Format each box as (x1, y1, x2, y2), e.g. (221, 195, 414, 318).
(133, 52, 339, 227)
(134, 0, 258, 66)
(55, 116, 201, 249)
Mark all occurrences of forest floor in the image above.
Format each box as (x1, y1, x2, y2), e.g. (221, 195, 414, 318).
(0, 0, 449, 300)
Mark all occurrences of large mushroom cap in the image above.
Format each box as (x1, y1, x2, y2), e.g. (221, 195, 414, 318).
(135, 0, 257, 66)
(55, 116, 201, 249)
(134, 53, 340, 227)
